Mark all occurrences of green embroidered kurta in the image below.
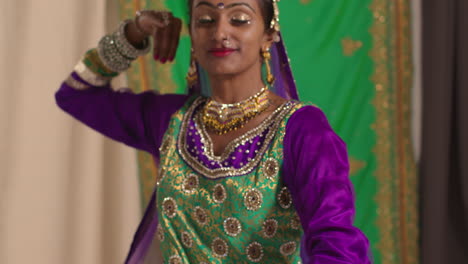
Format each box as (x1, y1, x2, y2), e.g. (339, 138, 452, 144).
(156, 97, 304, 263)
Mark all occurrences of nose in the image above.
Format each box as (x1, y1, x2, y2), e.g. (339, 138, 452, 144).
(212, 16, 231, 42)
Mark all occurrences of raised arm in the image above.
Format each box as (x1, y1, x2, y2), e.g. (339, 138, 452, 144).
(56, 13, 186, 157)
(283, 106, 371, 264)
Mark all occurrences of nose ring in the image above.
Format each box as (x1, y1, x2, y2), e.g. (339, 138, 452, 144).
(222, 38, 231, 48)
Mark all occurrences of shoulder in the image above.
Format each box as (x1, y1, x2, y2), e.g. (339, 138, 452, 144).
(285, 104, 333, 137)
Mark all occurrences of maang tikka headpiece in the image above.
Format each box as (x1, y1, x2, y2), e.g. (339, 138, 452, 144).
(270, 0, 280, 32)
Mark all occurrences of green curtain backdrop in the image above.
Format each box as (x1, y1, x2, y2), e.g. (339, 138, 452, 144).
(118, 0, 418, 263)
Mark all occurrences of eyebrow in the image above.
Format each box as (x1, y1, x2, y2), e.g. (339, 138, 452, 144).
(195, 1, 256, 13)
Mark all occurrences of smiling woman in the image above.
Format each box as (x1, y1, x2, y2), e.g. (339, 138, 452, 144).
(55, 0, 371, 263)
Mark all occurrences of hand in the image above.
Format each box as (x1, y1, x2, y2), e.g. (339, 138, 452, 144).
(127, 10, 182, 63)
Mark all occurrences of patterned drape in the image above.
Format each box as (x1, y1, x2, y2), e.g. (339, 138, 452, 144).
(118, 0, 418, 263)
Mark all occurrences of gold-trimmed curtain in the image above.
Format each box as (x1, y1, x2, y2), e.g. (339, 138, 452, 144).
(119, 1, 418, 263)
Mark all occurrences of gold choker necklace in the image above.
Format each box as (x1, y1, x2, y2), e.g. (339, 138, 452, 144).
(202, 88, 271, 135)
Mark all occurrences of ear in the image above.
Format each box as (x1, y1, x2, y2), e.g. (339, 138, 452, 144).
(262, 29, 278, 50)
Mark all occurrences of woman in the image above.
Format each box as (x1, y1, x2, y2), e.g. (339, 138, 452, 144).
(56, 0, 371, 263)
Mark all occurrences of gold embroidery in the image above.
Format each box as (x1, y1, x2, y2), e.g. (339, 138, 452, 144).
(183, 173, 199, 194)
(181, 231, 193, 248)
(156, 224, 165, 241)
(246, 242, 264, 262)
(278, 187, 292, 209)
(212, 184, 227, 204)
(263, 219, 278, 238)
(263, 158, 279, 179)
(280, 241, 297, 256)
(223, 217, 242, 237)
(193, 206, 209, 226)
(244, 188, 263, 211)
(162, 197, 177, 218)
(290, 214, 301, 230)
(341, 37, 363, 56)
(178, 97, 297, 178)
(168, 255, 182, 264)
(211, 237, 229, 258)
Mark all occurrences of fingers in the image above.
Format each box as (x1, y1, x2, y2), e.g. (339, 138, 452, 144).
(167, 18, 182, 62)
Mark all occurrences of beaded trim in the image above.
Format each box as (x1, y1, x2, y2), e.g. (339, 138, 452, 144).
(162, 197, 178, 218)
(246, 241, 264, 262)
(156, 224, 165, 241)
(223, 217, 242, 237)
(212, 184, 227, 204)
(183, 173, 199, 194)
(243, 188, 263, 211)
(263, 158, 279, 179)
(262, 219, 278, 238)
(177, 97, 297, 179)
(279, 241, 297, 256)
(211, 237, 229, 258)
(74, 61, 111, 86)
(181, 231, 193, 248)
(168, 255, 182, 264)
(278, 186, 293, 209)
(193, 206, 209, 226)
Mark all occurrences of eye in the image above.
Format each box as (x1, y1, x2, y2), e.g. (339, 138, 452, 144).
(197, 15, 215, 24)
(231, 14, 251, 25)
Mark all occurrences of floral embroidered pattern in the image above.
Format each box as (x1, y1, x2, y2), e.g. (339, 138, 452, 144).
(280, 241, 297, 256)
(211, 237, 229, 258)
(183, 173, 199, 194)
(181, 231, 193, 248)
(290, 214, 301, 230)
(156, 224, 165, 241)
(246, 242, 264, 262)
(212, 184, 227, 204)
(244, 188, 263, 211)
(162, 197, 177, 218)
(278, 187, 293, 209)
(263, 158, 279, 179)
(263, 219, 278, 238)
(223, 217, 242, 237)
(168, 255, 182, 264)
(193, 206, 208, 226)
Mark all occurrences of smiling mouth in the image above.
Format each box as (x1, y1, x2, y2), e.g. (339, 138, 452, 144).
(208, 48, 238, 57)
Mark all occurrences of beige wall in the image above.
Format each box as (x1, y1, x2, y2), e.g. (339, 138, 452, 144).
(0, 1, 140, 263)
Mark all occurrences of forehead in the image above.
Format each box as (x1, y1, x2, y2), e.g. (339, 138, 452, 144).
(192, 0, 261, 11)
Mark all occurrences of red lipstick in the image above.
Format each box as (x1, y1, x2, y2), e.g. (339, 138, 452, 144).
(209, 48, 237, 57)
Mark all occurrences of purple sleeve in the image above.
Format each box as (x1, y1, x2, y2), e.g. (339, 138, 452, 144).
(55, 77, 189, 157)
(283, 106, 371, 264)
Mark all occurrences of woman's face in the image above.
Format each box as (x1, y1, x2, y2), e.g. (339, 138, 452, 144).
(190, 0, 272, 77)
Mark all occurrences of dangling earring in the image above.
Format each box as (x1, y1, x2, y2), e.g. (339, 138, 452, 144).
(186, 48, 198, 87)
(262, 48, 275, 85)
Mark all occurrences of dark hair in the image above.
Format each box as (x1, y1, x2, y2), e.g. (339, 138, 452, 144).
(188, 0, 274, 30)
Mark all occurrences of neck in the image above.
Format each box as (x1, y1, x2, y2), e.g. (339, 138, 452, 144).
(208, 64, 265, 104)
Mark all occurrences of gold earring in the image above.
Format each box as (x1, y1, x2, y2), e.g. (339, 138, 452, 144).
(186, 49, 198, 87)
(262, 48, 275, 85)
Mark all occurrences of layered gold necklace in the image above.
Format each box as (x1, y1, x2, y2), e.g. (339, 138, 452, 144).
(202, 87, 271, 135)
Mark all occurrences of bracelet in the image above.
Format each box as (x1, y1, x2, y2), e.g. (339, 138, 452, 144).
(83, 49, 119, 77)
(115, 19, 151, 58)
(64, 75, 91, 90)
(74, 60, 112, 86)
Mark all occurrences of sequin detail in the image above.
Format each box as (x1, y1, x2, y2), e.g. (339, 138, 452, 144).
(193, 206, 208, 226)
(178, 98, 297, 179)
(290, 214, 301, 230)
(211, 237, 229, 258)
(278, 187, 293, 209)
(263, 158, 279, 179)
(183, 173, 199, 193)
(246, 242, 264, 262)
(162, 197, 177, 218)
(168, 255, 182, 264)
(212, 184, 227, 203)
(263, 219, 278, 238)
(244, 188, 263, 211)
(223, 217, 242, 237)
(181, 231, 193, 248)
(156, 224, 164, 241)
(280, 241, 297, 256)
(159, 135, 172, 154)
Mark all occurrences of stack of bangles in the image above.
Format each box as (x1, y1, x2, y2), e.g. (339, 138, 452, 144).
(65, 19, 151, 90)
